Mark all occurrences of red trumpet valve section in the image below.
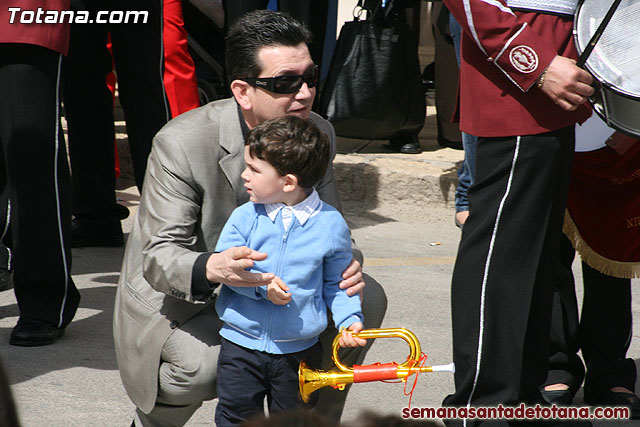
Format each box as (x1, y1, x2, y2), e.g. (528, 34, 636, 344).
(353, 362, 399, 383)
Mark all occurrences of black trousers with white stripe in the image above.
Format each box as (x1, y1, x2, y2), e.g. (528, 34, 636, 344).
(443, 128, 575, 426)
(62, 0, 169, 223)
(0, 44, 80, 328)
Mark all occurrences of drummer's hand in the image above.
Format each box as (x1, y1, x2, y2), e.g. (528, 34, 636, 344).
(338, 322, 367, 348)
(539, 55, 594, 111)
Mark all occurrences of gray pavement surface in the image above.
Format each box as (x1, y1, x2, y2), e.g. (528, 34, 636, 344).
(1, 106, 639, 426)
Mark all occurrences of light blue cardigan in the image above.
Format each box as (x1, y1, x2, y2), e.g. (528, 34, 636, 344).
(214, 199, 363, 354)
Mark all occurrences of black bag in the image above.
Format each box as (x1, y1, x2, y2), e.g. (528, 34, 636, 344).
(318, 1, 425, 140)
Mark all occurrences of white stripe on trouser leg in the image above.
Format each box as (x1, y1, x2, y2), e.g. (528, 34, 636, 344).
(54, 53, 70, 328)
(1, 200, 11, 270)
(463, 137, 521, 427)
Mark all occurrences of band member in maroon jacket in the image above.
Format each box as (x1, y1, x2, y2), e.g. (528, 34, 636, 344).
(442, 0, 593, 424)
(0, 0, 80, 346)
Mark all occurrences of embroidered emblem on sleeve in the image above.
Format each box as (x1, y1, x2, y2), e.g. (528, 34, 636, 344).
(509, 45, 538, 73)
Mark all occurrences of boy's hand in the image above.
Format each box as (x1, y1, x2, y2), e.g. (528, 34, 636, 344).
(266, 276, 292, 305)
(339, 322, 367, 348)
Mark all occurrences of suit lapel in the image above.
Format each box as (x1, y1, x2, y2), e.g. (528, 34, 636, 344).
(216, 99, 250, 207)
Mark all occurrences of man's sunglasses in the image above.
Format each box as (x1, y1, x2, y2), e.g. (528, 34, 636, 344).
(242, 65, 318, 94)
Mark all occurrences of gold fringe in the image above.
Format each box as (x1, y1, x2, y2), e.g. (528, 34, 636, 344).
(563, 211, 640, 279)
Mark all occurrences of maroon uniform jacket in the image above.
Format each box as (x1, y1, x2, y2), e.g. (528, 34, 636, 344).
(444, 0, 591, 137)
(0, 0, 70, 55)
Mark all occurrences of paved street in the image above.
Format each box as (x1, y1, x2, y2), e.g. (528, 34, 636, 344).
(1, 179, 639, 425)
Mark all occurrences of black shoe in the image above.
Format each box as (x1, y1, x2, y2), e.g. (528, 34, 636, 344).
(591, 390, 640, 419)
(0, 268, 12, 292)
(438, 136, 464, 150)
(10, 318, 65, 346)
(386, 135, 423, 154)
(71, 219, 124, 248)
(541, 388, 573, 405)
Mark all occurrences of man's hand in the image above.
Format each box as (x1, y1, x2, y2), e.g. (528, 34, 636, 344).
(539, 55, 594, 111)
(205, 246, 274, 287)
(339, 259, 365, 297)
(338, 322, 367, 347)
(266, 276, 292, 305)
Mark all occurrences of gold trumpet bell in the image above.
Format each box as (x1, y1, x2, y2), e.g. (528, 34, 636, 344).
(298, 328, 454, 403)
(298, 360, 354, 403)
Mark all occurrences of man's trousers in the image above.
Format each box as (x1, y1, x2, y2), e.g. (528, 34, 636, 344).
(0, 43, 80, 327)
(443, 128, 575, 426)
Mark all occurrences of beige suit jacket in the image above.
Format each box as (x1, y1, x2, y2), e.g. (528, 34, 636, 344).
(113, 98, 357, 413)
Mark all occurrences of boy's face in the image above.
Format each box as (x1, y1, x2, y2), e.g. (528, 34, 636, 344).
(241, 146, 287, 204)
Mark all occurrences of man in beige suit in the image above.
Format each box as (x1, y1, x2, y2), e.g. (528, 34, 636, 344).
(114, 10, 387, 427)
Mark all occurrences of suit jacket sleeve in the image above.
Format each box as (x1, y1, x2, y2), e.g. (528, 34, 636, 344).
(138, 131, 207, 301)
(443, 0, 557, 91)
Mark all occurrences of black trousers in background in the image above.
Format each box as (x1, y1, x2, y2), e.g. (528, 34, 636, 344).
(443, 128, 575, 426)
(62, 0, 169, 223)
(545, 236, 635, 402)
(214, 338, 321, 427)
(0, 44, 80, 327)
(544, 235, 585, 393)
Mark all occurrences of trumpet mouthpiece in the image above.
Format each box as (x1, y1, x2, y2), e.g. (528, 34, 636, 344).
(429, 363, 455, 373)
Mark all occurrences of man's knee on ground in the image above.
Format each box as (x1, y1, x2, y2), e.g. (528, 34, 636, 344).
(157, 348, 219, 405)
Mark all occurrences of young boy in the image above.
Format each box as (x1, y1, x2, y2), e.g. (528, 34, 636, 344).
(214, 116, 366, 426)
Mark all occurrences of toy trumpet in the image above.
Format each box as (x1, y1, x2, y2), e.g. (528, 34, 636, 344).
(299, 327, 454, 403)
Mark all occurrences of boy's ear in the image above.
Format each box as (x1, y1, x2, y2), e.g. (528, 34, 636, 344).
(230, 80, 252, 110)
(282, 174, 299, 193)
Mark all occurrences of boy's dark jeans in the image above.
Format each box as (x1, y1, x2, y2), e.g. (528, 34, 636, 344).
(215, 337, 321, 426)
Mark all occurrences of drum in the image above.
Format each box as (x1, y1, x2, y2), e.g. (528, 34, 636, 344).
(574, 0, 640, 137)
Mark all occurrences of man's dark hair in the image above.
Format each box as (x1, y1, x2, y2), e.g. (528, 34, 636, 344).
(245, 116, 330, 189)
(225, 10, 313, 82)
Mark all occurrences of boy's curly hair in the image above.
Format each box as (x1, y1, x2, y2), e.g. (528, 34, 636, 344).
(245, 116, 330, 189)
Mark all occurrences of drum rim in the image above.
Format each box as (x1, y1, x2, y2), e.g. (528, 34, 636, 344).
(573, 0, 640, 99)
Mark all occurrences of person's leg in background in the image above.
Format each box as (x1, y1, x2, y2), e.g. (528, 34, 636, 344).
(386, 0, 423, 154)
(110, 0, 170, 190)
(448, 9, 476, 228)
(541, 234, 585, 404)
(1, 43, 80, 346)
(581, 263, 639, 417)
(429, 2, 461, 152)
(62, 0, 127, 248)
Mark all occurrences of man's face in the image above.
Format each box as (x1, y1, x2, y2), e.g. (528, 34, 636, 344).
(246, 43, 316, 125)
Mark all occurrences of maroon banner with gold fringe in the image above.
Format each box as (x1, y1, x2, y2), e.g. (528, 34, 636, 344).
(564, 133, 640, 279)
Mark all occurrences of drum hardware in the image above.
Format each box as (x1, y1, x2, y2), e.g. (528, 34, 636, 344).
(574, 0, 640, 137)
